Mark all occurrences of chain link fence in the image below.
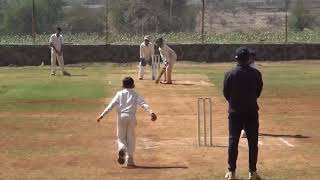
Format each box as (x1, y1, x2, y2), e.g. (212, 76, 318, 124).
(0, 0, 319, 44)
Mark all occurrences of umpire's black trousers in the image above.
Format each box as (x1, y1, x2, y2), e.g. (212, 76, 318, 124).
(228, 112, 259, 172)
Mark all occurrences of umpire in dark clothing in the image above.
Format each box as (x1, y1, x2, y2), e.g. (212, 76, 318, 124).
(223, 47, 263, 180)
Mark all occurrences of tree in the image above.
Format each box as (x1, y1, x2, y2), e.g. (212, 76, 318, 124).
(289, 0, 315, 31)
(62, 2, 105, 33)
(1, 0, 64, 34)
(218, 0, 239, 17)
(108, 0, 128, 32)
(108, 0, 196, 34)
(0, 0, 8, 30)
(168, 0, 196, 31)
(1, 0, 33, 34)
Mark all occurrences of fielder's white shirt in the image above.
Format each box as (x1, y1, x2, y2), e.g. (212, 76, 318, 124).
(49, 33, 64, 52)
(140, 42, 154, 60)
(159, 44, 177, 65)
(100, 89, 153, 117)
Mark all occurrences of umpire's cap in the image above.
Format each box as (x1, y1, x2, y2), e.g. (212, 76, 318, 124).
(235, 47, 250, 63)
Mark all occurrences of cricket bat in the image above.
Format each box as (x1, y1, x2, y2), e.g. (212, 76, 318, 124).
(155, 65, 167, 84)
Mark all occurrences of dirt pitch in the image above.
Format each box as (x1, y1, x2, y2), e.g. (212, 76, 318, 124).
(0, 62, 320, 179)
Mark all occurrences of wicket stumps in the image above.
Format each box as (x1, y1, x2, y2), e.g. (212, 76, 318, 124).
(197, 98, 213, 146)
(152, 55, 161, 80)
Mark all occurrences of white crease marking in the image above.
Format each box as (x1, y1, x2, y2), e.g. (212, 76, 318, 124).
(279, 138, 295, 147)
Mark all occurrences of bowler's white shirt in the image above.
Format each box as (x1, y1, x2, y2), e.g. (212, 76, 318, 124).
(100, 89, 153, 117)
(49, 33, 63, 52)
(140, 42, 154, 59)
(159, 44, 177, 64)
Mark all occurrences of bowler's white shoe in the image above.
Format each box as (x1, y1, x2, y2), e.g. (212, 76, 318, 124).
(225, 171, 237, 180)
(248, 171, 261, 180)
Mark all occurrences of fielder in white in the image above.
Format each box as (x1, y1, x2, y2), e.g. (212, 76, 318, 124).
(139, 35, 154, 80)
(97, 77, 157, 167)
(155, 38, 177, 84)
(49, 27, 70, 76)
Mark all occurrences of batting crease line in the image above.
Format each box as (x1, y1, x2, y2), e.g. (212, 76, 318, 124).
(279, 138, 295, 147)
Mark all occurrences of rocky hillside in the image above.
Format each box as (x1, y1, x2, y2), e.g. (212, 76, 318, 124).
(194, 0, 319, 33)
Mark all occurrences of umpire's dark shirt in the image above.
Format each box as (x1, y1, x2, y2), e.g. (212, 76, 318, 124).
(223, 64, 263, 113)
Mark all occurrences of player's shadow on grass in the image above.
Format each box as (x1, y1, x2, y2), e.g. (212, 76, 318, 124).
(259, 133, 310, 139)
(69, 74, 88, 77)
(125, 165, 188, 169)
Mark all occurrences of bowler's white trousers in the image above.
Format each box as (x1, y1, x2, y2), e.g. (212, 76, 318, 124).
(117, 113, 137, 159)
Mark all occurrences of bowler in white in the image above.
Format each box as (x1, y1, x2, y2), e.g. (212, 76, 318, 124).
(97, 77, 157, 167)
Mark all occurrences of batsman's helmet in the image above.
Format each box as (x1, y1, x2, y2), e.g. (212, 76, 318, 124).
(155, 37, 164, 44)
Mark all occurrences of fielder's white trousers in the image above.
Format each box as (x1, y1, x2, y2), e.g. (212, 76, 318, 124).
(117, 113, 137, 159)
(51, 51, 65, 73)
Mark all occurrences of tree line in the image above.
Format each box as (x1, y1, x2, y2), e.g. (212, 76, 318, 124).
(0, 0, 318, 35)
(0, 0, 196, 34)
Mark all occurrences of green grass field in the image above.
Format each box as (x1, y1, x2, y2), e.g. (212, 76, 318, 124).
(0, 61, 319, 179)
(0, 65, 115, 112)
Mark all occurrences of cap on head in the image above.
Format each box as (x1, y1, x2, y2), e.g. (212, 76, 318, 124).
(235, 47, 250, 64)
(144, 35, 150, 41)
(122, 77, 135, 89)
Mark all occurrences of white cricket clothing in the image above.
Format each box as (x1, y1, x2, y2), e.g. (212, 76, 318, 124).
(159, 44, 177, 65)
(49, 33, 63, 52)
(117, 114, 136, 159)
(139, 42, 154, 79)
(100, 89, 153, 117)
(49, 33, 65, 73)
(140, 42, 154, 60)
(51, 51, 64, 72)
(138, 65, 145, 79)
(100, 89, 153, 159)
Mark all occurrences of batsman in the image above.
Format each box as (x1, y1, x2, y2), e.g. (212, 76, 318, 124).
(155, 38, 177, 84)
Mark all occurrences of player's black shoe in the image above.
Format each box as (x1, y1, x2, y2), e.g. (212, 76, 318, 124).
(118, 149, 125, 165)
